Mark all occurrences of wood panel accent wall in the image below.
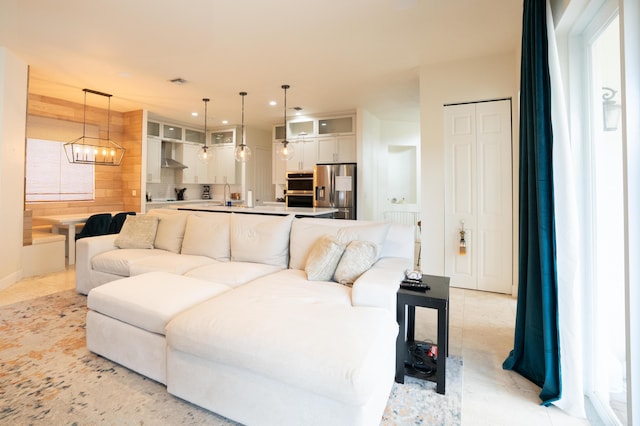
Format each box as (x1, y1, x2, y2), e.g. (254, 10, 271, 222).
(25, 94, 143, 217)
(121, 110, 143, 213)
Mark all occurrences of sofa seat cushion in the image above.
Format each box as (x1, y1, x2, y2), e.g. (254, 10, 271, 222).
(166, 276, 397, 404)
(250, 269, 353, 304)
(91, 249, 168, 277)
(88, 272, 231, 335)
(184, 261, 283, 288)
(129, 253, 216, 276)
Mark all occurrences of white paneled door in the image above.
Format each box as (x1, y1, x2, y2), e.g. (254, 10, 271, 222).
(444, 100, 513, 294)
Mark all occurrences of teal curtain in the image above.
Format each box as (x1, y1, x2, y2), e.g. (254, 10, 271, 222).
(503, 0, 561, 405)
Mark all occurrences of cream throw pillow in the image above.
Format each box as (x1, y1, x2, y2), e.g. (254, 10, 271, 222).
(114, 215, 159, 249)
(305, 235, 346, 281)
(334, 240, 378, 285)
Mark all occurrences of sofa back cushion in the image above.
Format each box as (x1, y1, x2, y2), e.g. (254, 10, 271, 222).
(230, 213, 294, 268)
(181, 213, 231, 260)
(289, 218, 390, 271)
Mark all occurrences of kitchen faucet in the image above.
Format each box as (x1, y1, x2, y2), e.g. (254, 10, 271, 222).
(224, 183, 231, 206)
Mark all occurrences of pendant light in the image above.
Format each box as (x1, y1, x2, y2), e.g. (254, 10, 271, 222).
(276, 84, 295, 161)
(234, 91, 252, 162)
(198, 98, 211, 162)
(64, 88, 125, 166)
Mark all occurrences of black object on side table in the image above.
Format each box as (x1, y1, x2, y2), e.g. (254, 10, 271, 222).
(395, 274, 450, 394)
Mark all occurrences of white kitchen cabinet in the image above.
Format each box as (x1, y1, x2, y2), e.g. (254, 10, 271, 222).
(209, 145, 236, 184)
(317, 135, 356, 163)
(286, 139, 318, 172)
(272, 142, 287, 185)
(180, 143, 208, 184)
(146, 137, 162, 183)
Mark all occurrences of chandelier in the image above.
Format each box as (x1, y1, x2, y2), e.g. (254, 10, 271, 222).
(64, 89, 125, 166)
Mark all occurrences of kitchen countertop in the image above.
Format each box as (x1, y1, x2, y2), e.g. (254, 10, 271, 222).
(146, 199, 223, 205)
(177, 203, 337, 217)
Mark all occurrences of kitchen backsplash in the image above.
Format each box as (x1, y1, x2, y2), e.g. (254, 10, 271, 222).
(146, 182, 242, 202)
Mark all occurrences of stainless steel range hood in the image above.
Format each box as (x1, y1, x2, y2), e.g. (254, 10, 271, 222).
(161, 141, 188, 169)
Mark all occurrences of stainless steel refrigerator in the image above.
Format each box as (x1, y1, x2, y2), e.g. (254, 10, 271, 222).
(313, 163, 357, 220)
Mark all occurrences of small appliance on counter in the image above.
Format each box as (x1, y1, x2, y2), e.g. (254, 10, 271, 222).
(202, 185, 211, 200)
(175, 187, 187, 201)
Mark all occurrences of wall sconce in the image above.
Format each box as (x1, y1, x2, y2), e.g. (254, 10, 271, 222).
(602, 87, 621, 132)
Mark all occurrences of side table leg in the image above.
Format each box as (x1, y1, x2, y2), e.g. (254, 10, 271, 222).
(395, 301, 406, 383)
(407, 305, 416, 342)
(436, 305, 447, 394)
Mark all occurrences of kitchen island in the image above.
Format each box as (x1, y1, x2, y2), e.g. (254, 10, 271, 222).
(177, 203, 337, 218)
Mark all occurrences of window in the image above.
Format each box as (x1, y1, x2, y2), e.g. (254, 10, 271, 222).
(25, 138, 95, 202)
(25, 116, 98, 202)
(587, 13, 627, 425)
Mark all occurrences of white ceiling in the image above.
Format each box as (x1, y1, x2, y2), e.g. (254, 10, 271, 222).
(0, 0, 522, 131)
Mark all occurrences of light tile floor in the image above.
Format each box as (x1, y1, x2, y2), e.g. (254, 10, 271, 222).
(0, 268, 591, 425)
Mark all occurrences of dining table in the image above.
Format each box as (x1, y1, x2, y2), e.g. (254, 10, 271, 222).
(32, 212, 116, 265)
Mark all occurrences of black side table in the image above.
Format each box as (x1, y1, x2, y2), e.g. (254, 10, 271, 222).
(395, 274, 450, 394)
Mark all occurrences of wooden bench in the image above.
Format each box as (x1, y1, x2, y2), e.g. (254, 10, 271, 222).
(22, 231, 66, 277)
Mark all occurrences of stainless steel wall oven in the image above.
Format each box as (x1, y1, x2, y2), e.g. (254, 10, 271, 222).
(285, 171, 313, 208)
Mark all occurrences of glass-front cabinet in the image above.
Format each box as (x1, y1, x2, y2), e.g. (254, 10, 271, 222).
(163, 124, 183, 141)
(211, 128, 235, 145)
(185, 129, 205, 145)
(319, 116, 353, 134)
(147, 121, 161, 138)
(288, 120, 314, 138)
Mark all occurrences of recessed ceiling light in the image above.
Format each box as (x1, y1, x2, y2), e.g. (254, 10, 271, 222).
(222, 120, 229, 125)
(269, 101, 277, 106)
(169, 77, 187, 85)
(192, 112, 198, 117)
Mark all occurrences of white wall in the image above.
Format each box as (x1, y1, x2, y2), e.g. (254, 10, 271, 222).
(419, 51, 519, 277)
(357, 108, 380, 220)
(358, 109, 421, 221)
(0, 47, 28, 289)
(378, 120, 421, 218)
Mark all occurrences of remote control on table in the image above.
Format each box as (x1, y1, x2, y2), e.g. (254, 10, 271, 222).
(400, 279, 430, 291)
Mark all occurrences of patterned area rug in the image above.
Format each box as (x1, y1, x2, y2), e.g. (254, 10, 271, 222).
(0, 290, 463, 425)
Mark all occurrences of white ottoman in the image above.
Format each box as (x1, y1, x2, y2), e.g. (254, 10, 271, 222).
(87, 271, 231, 384)
(166, 279, 399, 426)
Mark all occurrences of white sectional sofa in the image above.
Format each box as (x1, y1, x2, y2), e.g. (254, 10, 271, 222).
(76, 209, 414, 426)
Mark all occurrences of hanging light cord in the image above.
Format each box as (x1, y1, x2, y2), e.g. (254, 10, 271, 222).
(203, 98, 209, 149)
(282, 84, 289, 147)
(240, 92, 247, 148)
